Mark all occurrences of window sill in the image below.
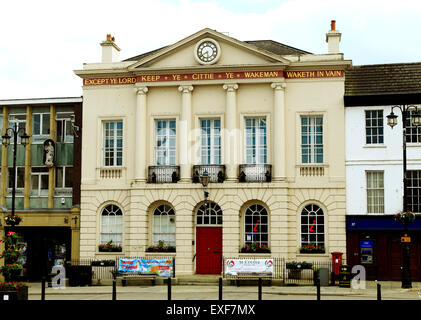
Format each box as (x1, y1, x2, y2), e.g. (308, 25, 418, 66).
(145, 252, 176, 257)
(238, 253, 272, 258)
(407, 143, 421, 148)
(363, 144, 386, 148)
(296, 253, 330, 258)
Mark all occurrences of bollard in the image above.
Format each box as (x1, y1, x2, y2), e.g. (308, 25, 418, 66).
(219, 277, 223, 300)
(41, 276, 46, 301)
(168, 277, 172, 301)
(316, 278, 321, 300)
(258, 277, 262, 300)
(112, 279, 117, 300)
(330, 272, 335, 286)
(377, 283, 381, 301)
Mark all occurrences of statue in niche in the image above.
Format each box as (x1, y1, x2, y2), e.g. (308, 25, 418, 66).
(43, 139, 55, 167)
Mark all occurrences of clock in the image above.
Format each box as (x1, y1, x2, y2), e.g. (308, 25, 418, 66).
(194, 38, 221, 65)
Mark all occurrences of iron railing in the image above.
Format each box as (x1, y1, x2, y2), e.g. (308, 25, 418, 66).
(147, 166, 180, 183)
(192, 165, 226, 183)
(222, 257, 332, 285)
(238, 164, 272, 182)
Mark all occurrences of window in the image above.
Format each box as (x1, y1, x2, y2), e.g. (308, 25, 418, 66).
(56, 113, 74, 143)
(244, 204, 268, 246)
(8, 114, 26, 143)
(408, 170, 421, 213)
(406, 110, 421, 143)
(245, 117, 267, 164)
(301, 204, 325, 247)
(366, 171, 384, 213)
(155, 119, 176, 165)
(56, 166, 73, 188)
(33, 113, 50, 136)
(103, 121, 123, 167)
(152, 204, 175, 246)
(196, 202, 222, 226)
(8, 167, 25, 189)
(100, 204, 123, 245)
(30, 167, 49, 196)
(200, 119, 221, 165)
(301, 116, 323, 163)
(365, 110, 384, 144)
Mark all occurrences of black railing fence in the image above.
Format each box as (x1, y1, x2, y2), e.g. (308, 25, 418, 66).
(223, 257, 332, 285)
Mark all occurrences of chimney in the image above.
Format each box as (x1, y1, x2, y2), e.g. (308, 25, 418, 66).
(325, 20, 341, 54)
(100, 34, 121, 63)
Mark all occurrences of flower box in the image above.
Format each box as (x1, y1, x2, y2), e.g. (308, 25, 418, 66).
(146, 241, 176, 253)
(98, 240, 122, 252)
(240, 242, 271, 254)
(286, 261, 313, 270)
(0, 282, 28, 300)
(299, 243, 325, 254)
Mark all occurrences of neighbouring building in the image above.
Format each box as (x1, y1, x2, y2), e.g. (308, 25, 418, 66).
(344, 62, 421, 281)
(0, 97, 82, 280)
(74, 23, 350, 275)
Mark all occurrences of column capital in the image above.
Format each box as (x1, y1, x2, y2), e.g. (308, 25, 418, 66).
(178, 85, 194, 93)
(223, 83, 238, 91)
(271, 82, 286, 90)
(135, 86, 148, 95)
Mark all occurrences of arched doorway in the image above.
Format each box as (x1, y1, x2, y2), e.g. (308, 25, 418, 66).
(195, 202, 223, 274)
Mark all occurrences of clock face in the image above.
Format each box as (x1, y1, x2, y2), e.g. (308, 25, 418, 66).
(195, 39, 220, 64)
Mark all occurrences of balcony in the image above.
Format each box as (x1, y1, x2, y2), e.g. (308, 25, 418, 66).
(238, 164, 272, 183)
(148, 166, 180, 183)
(192, 165, 226, 183)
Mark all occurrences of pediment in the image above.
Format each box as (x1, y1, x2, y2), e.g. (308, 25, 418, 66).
(127, 28, 290, 71)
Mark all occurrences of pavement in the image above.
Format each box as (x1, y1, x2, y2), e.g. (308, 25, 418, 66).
(25, 275, 421, 300)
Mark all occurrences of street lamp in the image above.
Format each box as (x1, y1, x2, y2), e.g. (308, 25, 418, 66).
(200, 170, 210, 199)
(2, 121, 30, 230)
(387, 105, 421, 289)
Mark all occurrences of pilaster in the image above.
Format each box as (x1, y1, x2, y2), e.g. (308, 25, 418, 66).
(223, 84, 238, 181)
(178, 85, 194, 182)
(135, 86, 148, 182)
(271, 82, 287, 181)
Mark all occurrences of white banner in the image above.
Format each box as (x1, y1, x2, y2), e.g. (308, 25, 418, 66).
(225, 259, 274, 275)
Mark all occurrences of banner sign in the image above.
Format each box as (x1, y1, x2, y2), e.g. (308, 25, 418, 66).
(83, 69, 344, 86)
(118, 258, 173, 277)
(225, 259, 274, 275)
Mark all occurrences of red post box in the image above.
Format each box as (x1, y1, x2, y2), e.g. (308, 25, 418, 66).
(331, 252, 343, 275)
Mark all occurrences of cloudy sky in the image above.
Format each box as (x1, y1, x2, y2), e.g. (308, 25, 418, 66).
(1, 0, 420, 99)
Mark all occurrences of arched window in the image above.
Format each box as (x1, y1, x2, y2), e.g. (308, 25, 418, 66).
(301, 204, 325, 246)
(244, 204, 268, 246)
(196, 202, 222, 226)
(153, 204, 175, 246)
(100, 204, 123, 245)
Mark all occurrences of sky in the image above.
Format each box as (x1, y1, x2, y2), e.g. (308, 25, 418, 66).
(1, 0, 421, 99)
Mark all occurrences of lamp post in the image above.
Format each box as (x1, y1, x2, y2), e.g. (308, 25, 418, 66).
(387, 105, 421, 289)
(200, 170, 210, 199)
(2, 121, 30, 231)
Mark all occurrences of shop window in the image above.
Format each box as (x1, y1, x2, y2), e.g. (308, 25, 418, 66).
(301, 116, 323, 164)
(300, 204, 325, 248)
(366, 171, 384, 213)
(152, 204, 175, 246)
(100, 204, 123, 246)
(365, 110, 384, 144)
(155, 119, 176, 165)
(244, 204, 268, 246)
(196, 202, 222, 226)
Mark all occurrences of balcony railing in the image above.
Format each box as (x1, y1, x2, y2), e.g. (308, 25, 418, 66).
(192, 165, 226, 183)
(238, 164, 272, 183)
(148, 166, 180, 183)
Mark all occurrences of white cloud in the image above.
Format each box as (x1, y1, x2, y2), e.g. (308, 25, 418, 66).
(1, 0, 421, 99)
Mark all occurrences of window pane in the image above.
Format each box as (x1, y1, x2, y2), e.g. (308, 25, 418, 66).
(65, 167, 73, 188)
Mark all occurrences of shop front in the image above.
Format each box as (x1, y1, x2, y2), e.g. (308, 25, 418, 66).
(346, 216, 421, 281)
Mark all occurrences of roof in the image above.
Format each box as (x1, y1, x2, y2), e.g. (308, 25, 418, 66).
(344, 62, 421, 106)
(345, 62, 421, 96)
(124, 39, 309, 62)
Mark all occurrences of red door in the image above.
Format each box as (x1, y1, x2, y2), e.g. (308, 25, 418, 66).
(196, 227, 222, 274)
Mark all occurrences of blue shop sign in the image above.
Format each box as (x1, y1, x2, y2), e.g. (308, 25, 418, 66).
(360, 240, 373, 248)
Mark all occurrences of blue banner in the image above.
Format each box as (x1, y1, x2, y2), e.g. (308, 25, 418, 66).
(118, 258, 173, 277)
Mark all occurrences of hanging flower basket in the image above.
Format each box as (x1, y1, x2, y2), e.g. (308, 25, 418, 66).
(4, 214, 22, 226)
(394, 211, 415, 225)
